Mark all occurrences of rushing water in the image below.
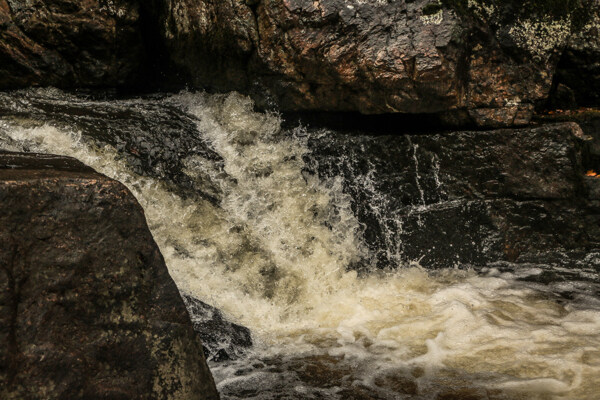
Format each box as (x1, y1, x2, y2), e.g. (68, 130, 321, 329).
(1, 89, 600, 399)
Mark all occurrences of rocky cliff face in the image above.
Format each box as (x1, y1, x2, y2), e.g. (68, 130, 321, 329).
(148, 0, 595, 127)
(1, 0, 598, 127)
(0, 152, 219, 400)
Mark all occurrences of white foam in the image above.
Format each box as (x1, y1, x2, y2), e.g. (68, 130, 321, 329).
(2, 91, 600, 399)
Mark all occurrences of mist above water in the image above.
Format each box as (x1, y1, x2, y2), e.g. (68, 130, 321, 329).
(1, 89, 599, 399)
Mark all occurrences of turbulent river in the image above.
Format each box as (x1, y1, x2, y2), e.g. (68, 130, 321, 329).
(1, 89, 600, 399)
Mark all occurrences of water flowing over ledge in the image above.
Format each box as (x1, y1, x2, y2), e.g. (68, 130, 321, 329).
(1, 89, 599, 399)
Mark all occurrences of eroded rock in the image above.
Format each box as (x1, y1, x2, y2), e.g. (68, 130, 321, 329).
(306, 122, 600, 269)
(146, 0, 597, 127)
(0, 152, 219, 400)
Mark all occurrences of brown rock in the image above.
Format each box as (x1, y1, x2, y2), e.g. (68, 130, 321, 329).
(146, 0, 593, 127)
(0, 152, 219, 400)
(0, 0, 144, 89)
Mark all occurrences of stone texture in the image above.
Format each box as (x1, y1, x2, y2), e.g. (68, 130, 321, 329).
(0, 152, 219, 400)
(0, 89, 225, 202)
(182, 294, 252, 362)
(146, 0, 594, 127)
(306, 122, 600, 269)
(0, 0, 597, 126)
(0, 0, 144, 89)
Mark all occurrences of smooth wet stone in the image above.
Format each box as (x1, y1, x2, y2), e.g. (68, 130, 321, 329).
(0, 152, 219, 400)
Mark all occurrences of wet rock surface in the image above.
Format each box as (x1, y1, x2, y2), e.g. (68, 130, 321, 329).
(306, 122, 600, 270)
(0, 152, 219, 400)
(0, 0, 144, 89)
(0, 89, 225, 201)
(182, 294, 253, 362)
(1, 89, 598, 277)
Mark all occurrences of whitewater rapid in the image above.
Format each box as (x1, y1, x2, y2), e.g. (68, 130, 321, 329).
(1, 90, 599, 399)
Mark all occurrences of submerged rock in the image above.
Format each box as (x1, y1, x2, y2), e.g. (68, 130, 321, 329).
(182, 294, 253, 362)
(0, 152, 219, 400)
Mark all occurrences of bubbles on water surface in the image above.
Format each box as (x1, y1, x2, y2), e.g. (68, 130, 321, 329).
(1, 89, 600, 399)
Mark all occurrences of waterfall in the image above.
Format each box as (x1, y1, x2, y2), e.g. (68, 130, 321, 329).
(1, 89, 599, 399)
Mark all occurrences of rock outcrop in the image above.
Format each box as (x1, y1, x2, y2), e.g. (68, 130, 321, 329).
(0, 0, 144, 89)
(146, 0, 598, 127)
(0, 152, 219, 400)
(307, 122, 600, 269)
(552, 0, 600, 108)
(1, 0, 599, 127)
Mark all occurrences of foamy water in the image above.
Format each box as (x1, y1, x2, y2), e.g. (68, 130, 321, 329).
(1, 90, 599, 399)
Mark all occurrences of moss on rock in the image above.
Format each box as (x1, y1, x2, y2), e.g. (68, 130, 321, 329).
(441, 0, 593, 59)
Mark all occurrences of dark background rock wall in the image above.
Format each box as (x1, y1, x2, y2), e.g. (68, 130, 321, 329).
(0, 0, 145, 89)
(1, 0, 599, 127)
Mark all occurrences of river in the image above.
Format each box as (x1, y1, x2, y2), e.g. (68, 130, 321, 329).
(1, 89, 599, 400)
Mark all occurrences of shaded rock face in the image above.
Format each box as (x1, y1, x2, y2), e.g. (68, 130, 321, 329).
(146, 0, 595, 127)
(0, 0, 144, 89)
(0, 152, 219, 400)
(552, 1, 600, 108)
(305, 122, 600, 269)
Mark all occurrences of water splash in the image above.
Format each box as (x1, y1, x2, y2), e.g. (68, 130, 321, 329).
(1, 89, 599, 399)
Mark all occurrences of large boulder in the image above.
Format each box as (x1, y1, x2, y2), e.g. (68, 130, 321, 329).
(146, 0, 597, 127)
(0, 152, 219, 400)
(0, 0, 144, 89)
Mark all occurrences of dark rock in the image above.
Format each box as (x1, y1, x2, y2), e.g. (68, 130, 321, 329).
(0, 152, 219, 400)
(532, 108, 600, 169)
(552, 1, 600, 108)
(0, 89, 226, 202)
(305, 122, 600, 269)
(0, 0, 145, 89)
(182, 294, 252, 362)
(145, 0, 596, 127)
(546, 83, 578, 111)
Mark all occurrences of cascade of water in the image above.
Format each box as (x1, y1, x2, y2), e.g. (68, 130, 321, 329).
(1, 89, 599, 399)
